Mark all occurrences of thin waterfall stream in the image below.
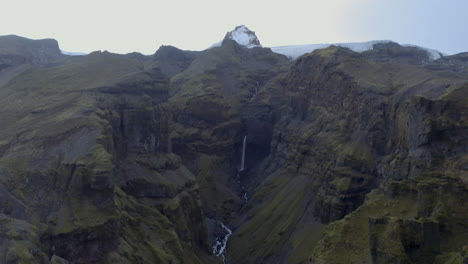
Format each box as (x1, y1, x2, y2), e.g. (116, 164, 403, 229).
(239, 135, 248, 203)
(240, 135, 247, 171)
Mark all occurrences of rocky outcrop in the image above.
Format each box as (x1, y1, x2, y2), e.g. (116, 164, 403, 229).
(0, 35, 63, 64)
(311, 172, 467, 264)
(0, 35, 64, 88)
(362, 42, 437, 64)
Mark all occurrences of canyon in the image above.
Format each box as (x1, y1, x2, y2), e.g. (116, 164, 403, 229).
(0, 27, 467, 264)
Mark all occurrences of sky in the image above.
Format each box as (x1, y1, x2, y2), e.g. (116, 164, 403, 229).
(1, 0, 467, 55)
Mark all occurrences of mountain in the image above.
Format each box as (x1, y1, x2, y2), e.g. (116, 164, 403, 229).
(0, 27, 467, 264)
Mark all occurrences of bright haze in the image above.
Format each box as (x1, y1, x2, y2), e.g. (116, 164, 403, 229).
(1, 0, 466, 55)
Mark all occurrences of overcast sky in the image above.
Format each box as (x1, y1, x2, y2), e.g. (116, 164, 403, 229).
(1, 0, 467, 55)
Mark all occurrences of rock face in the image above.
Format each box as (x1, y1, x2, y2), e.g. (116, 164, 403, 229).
(0, 32, 467, 264)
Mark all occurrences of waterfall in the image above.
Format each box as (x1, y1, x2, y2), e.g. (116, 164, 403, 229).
(250, 81, 260, 100)
(240, 136, 247, 171)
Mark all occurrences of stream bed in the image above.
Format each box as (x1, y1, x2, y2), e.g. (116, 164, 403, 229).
(212, 221, 233, 263)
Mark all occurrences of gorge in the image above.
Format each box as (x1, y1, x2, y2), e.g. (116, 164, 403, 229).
(0, 26, 467, 264)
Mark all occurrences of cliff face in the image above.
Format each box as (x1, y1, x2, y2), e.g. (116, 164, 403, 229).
(0, 36, 466, 264)
(0, 49, 219, 264)
(227, 45, 468, 264)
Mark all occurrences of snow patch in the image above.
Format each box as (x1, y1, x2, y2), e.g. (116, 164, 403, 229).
(61, 50, 87, 56)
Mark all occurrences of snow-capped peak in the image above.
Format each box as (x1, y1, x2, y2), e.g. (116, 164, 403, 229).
(210, 25, 262, 49)
(225, 25, 262, 48)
